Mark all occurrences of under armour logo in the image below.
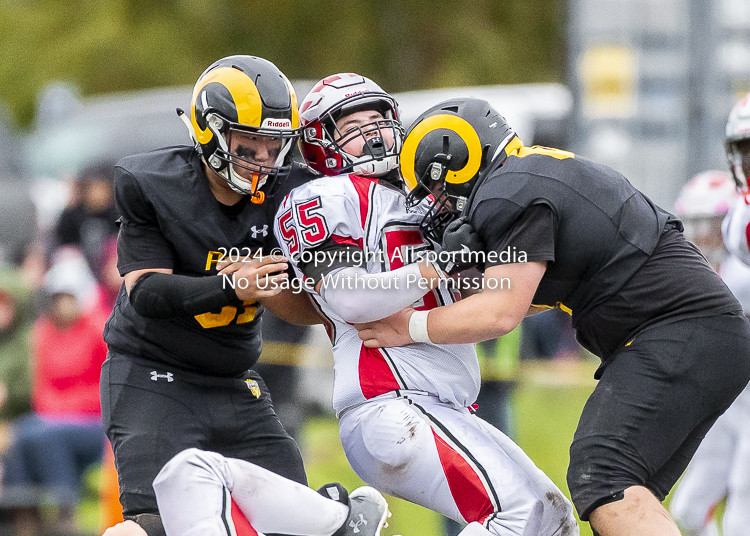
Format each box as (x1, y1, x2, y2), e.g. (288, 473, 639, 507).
(251, 225, 268, 238)
(349, 514, 367, 533)
(150, 371, 173, 382)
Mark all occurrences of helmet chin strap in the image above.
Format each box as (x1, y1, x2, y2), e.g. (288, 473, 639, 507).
(176, 108, 198, 145)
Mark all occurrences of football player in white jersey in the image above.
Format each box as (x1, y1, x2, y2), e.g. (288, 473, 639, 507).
(669, 95, 750, 536)
(722, 92, 750, 268)
(268, 73, 578, 536)
(103, 448, 391, 536)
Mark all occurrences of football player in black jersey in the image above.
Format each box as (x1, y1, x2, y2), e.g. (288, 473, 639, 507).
(357, 98, 750, 536)
(101, 55, 321, 536)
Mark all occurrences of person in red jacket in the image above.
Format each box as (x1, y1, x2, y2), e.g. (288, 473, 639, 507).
(0, 247, 108, 535)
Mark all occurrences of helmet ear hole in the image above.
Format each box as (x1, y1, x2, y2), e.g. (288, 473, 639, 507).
(441, 134, 451, 154)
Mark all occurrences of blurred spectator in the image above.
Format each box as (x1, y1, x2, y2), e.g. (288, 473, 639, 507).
(0, 248, 108, 536)
(0, 264, 35, 533)
(0, 267, 33, 426)
(55, 162, 119, 276)
(18, 242, 47, 292)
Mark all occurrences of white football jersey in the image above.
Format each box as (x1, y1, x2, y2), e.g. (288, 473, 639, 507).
(723, 196, 750, 266)
(274, 174, 481, 416)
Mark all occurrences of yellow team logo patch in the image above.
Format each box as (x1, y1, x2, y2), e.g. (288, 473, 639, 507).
(245, 380, 261, 398)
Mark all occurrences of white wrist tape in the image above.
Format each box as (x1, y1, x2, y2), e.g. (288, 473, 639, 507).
(408, 310, 433, 343)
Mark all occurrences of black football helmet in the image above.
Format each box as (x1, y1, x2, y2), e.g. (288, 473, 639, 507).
(402, 98, 519, 240)
(179, 55, 299, 204)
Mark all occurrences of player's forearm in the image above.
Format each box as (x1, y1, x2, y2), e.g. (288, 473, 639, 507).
(320, 264, 432, 323)
(129, 272, 238, 318)
(415, 262, 546, 345)
(261, 288, 323, 326)
(422, 291, 520, 344)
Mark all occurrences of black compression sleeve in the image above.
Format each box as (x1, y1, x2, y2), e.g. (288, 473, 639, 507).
(129, 272, 239, 318)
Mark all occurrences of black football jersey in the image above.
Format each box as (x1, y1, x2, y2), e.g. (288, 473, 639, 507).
(469, 146, 741, 359)
(103, 145, 314, 376)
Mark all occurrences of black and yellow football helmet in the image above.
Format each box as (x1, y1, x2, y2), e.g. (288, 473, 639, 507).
(181, 55, 299, 203)
(402, 98, 519, 240)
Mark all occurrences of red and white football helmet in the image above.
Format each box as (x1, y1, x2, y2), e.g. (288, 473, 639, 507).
(675, 170, 739, 269)
(299, 73, 403, 177)
(726, 92, 750, 191)
(674, 170, 738, 218)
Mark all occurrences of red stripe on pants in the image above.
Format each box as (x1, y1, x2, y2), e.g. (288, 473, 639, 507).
(433, 431, 495, 524)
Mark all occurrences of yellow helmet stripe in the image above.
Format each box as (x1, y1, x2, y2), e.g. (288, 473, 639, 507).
(401, 114, 483, 191)
(191, 67, 263, 144)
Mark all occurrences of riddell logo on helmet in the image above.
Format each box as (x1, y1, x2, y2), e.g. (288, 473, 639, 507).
(344, 90, 370, 98)
(262, 118, 292, 129)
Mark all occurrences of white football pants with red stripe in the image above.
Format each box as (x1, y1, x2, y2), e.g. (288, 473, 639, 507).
(153, 448, 349, 536)
(670, 385, 750, 536)
(339, 392, 578, 536)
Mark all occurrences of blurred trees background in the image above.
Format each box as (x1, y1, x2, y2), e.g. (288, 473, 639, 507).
(0, 0, 565, 127)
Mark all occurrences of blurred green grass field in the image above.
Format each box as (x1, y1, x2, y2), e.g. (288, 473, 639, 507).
(300, 359, 602, 536)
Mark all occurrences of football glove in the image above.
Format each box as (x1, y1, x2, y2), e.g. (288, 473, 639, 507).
(433, 217, 484, 276)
